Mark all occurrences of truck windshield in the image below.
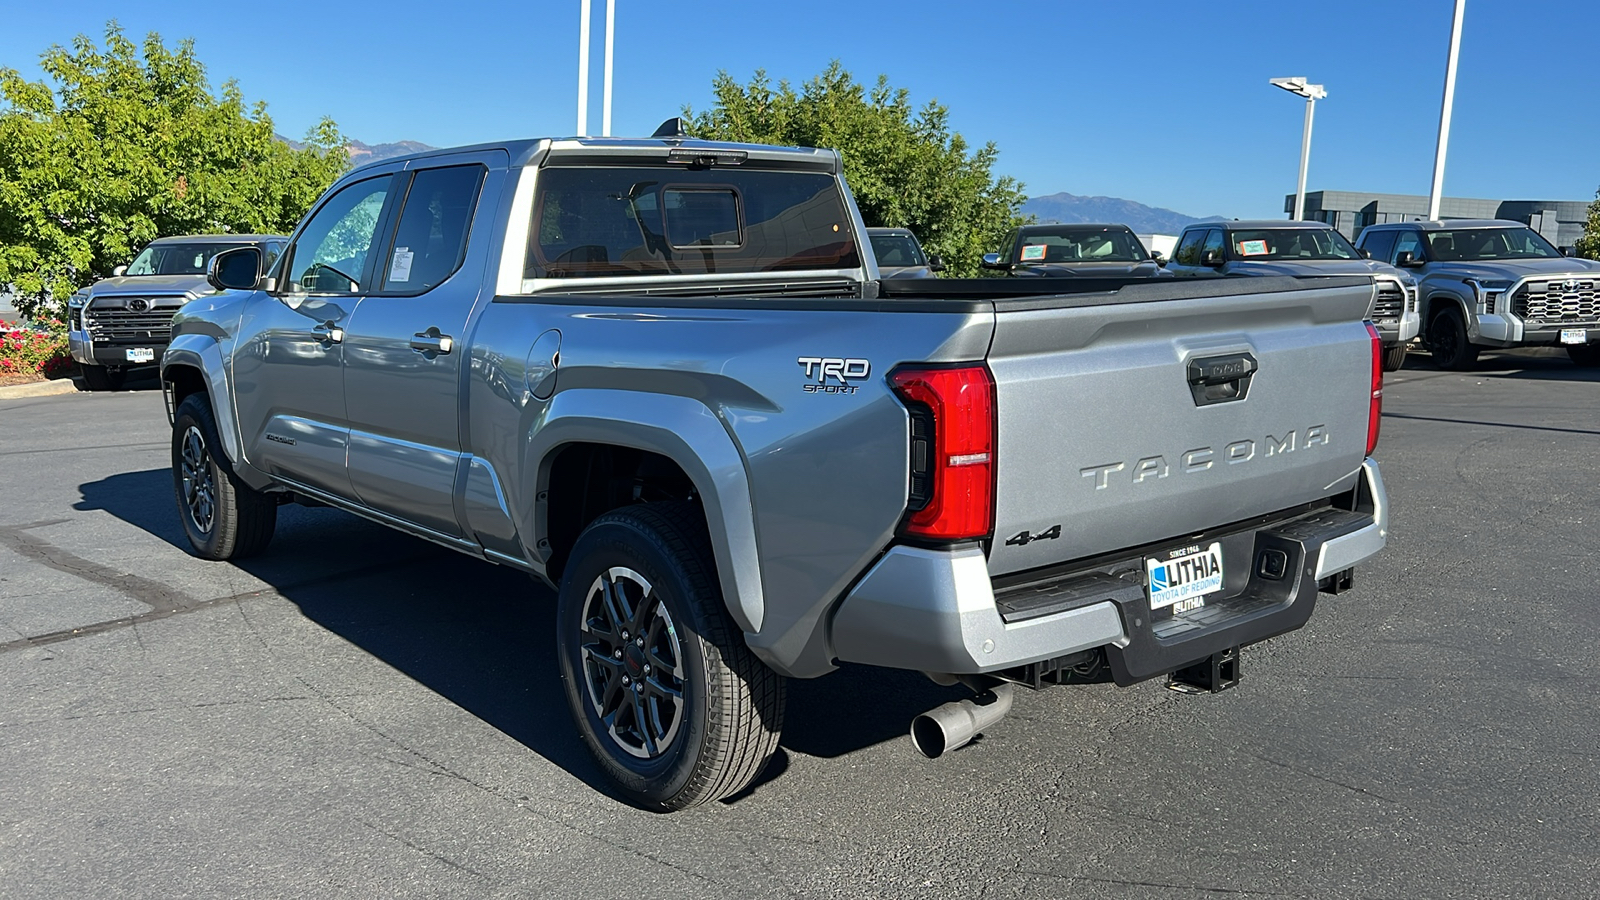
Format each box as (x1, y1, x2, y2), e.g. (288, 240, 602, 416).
(1426, 227, 1562, 261)
(526, 167, 861, 279)
(125, 243, 249, 276)
(1227, 229, 1360, 261)
(869, 233, 927, 268)
(1015, 227, 1147, 263)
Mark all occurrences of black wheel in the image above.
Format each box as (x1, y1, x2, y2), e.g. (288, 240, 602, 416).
(80, 364, 125, 391)
(556, 502, 785, 810)
(1428, 307, 1479, 370)
(172, 394, 277, 560)
(1381, 342, 1408, 372)
(1567, 344, 1600, 368)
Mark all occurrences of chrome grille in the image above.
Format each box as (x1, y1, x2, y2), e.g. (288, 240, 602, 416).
(1371, 281, 1404, 321)
(85, 307, 176, 343)
(1513, 280, 1600, 324)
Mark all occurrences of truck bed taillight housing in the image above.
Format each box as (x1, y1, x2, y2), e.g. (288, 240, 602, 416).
(890, 364, 996, 542)
(1366, 322, 1383, 456)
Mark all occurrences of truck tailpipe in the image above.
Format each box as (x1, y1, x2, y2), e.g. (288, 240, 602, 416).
(909, 683, 1014, 759)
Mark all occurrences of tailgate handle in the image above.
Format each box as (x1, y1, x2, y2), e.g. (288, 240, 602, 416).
(1187, 353, 1257, 406)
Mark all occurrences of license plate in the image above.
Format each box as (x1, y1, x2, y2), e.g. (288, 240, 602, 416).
(125, 348, 155, 363)
(1147, 542, 1224, 611)
(1560, 328, 1587, 345)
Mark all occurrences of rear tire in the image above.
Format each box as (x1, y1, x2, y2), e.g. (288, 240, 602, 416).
(172, 394, 277, 560)
(556, 502, 785, 810)
(79, 364, 125, 391)
(1381, 342, 1408, 372)
(1428, 307, 1479, 370)
(1568, 344, 1600, 368)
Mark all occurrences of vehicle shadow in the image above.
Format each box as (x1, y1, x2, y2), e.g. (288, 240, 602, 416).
(75, 468, 964, 800)
(1406, 348, 1600, 382)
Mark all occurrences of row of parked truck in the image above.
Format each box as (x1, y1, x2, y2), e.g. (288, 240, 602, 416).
(45, 121, 1591, 810)
(869, 214, 1600, 372)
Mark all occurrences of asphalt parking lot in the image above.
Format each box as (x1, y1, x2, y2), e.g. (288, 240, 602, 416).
(2, 352, 1597, 899)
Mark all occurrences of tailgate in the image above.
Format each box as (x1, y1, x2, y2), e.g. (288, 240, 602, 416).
(986, 276, 1374, 576)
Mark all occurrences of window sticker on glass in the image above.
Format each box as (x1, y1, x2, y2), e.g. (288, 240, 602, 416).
(389, 247, 414, 283)
(1019, 244, 1047, 262)
(1237, 239, 1269, 256)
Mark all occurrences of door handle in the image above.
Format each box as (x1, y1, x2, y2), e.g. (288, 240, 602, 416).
(410, 327, 454, 355)
(313, 322, 344, 344)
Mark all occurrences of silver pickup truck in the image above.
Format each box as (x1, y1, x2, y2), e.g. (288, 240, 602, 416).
(162, 128, 1389, 810)
(1355, 219, 1600, 369)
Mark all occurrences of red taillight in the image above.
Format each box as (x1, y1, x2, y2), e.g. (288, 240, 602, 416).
(890, 364, 996, 541)
(1366, 322, 1383, 456)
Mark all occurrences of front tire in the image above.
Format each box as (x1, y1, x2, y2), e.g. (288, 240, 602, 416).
(171, 394, 277, 560)
(1381, 342, 1408, 372)
(1428, 307, 1479, 370)
(556, 502, 785, 810)
(1567, 344, 1600, 368)
(79, 364, 125, 391)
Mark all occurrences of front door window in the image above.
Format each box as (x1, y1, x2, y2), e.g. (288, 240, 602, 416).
(285, 177, 392, 294)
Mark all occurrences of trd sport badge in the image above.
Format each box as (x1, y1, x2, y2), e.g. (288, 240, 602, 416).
(797, 357, 870, 394)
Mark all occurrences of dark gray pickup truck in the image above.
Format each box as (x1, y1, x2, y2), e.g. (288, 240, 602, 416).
(162, 129, 1389, 810)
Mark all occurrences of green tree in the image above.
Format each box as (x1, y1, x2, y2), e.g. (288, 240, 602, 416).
(0, 24, 349, 319)
(1576, 188, 1600, 260)
(683, 63, 1028, 277)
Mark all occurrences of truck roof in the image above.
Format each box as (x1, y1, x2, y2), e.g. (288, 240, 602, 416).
(148, 234, 286, 244)
(1182, 220, 1331, 233)
(1362, 219, 1527, 231)
(348, 136, 842, 175)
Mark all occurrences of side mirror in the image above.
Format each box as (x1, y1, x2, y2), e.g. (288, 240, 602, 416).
(1561, 246, 1573, 257)
(207, 247, 263, 292)
(1360, 248, 1372, 259)
(1200, 249, 1224, 267)
(1150, 251, 1166, 263)
(1395, 251, 1420, 268)
(112, 265, 128, 277)
(980, 253, 1006, 270)
(927, 254, 945, 272)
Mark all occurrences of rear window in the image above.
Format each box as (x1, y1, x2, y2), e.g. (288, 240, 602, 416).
(526, 167, 860, 279)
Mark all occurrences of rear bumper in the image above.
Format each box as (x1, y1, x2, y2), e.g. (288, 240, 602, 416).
(831, 459, 1387, 680)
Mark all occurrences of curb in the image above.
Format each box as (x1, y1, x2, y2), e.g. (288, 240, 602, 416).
(0, 378, 80, 400)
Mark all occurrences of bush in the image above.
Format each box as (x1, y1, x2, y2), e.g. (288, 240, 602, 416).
(0, 317, 70, 379)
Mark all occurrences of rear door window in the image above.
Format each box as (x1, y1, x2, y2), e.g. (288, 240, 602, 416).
(526, 166, 860, 278)
(1359, 229, 1397, 264)
(1172, 230, 1206, 266)
(378, 164, 487, 294)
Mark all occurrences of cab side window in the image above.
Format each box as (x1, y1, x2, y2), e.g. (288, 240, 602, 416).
(1173, 230, 1205, 266)
(1393, 230, 1425, 265)
(379, 165, 486, 294)
(284, 176, 392, 294)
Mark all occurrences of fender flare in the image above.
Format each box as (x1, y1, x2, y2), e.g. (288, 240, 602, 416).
(523, 389, 765, 634)
(161, 334, 242, 465)
(1423, 289, 1475, 339)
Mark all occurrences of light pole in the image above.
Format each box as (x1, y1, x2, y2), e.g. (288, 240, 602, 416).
(602, 0, 615, 136)
(1270, 76, 1327, 222)
(576, 0, 590, 134)
(1428, 0, 1467, 220)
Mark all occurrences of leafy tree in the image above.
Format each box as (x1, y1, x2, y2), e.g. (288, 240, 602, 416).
(1576, 188, 1600, 260)
(0, 24, 348, 319)
(684, 63, 1028, 277)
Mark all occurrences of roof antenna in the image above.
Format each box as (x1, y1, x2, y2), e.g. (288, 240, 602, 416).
(652, 117, 690, 139)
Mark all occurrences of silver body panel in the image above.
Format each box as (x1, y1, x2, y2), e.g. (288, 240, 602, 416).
(164, 136, 1389, 681)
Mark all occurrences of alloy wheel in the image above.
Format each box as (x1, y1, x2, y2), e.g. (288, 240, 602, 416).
(180, 425, 217, 534)
(578, 566, 687, 759)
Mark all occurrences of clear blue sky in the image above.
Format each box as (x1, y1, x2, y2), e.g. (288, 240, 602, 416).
(3, 1, 1596, 219)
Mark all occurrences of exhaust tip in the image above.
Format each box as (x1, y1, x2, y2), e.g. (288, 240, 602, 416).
(910, 713, 949, 759)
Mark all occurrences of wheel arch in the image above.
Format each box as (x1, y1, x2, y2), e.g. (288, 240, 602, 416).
(524, 389, 765, 635)
(161, 336, 243, 465)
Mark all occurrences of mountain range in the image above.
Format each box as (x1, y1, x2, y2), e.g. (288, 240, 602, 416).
(275, 134, 436, 165)
(1022, 192, 1226, 235)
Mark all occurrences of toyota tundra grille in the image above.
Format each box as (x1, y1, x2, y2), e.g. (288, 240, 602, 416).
(1513, 280, 1600, 324)
(84, 307, 176, 344)
(1371, 281, 1405, 322)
